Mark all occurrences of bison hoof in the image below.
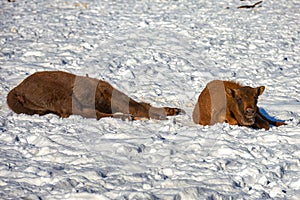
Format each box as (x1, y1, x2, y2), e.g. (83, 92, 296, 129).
(112, 114, 134, 121)
(275, 121, 287, 127)
(176, 108, 186, 115)
(165, 108, 186, 116)
(132, 116, 150, 120)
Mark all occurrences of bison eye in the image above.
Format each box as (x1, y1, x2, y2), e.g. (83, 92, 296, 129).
(236, 97, 242, 104)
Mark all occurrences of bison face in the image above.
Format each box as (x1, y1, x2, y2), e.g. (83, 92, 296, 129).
(226, 85, 265, 126)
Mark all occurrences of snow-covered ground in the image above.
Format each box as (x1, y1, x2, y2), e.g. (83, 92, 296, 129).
(1, 0, 300, 199)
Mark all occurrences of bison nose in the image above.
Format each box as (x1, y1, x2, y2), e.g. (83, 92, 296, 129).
(245, 108, 255, 115)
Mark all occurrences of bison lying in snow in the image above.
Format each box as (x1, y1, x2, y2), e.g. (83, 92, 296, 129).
(192, 80, 286, 130)
(7, 71, 184, 120)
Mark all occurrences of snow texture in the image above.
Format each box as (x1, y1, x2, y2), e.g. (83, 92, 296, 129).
(1, 0, 300, 199)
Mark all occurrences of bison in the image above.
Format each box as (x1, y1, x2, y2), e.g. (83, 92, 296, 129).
(7, 71, 184, 120)
(192, 80, 286, 130)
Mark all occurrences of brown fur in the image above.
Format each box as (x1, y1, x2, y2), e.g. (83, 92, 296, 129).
(193, 80, 286, 130)
(7, 71, 184, 120)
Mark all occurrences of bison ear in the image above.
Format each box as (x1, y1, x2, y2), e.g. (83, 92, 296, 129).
(257, 86, 265, 96)
(225, 87, 236, 97)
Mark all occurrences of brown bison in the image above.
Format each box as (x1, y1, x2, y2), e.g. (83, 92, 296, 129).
(192, 80, 286, 130)
(7, 71, 184, 120)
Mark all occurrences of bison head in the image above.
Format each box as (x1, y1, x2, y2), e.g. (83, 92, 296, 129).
(226, 85, 265, 126)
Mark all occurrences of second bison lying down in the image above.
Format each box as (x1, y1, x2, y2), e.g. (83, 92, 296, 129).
(193, 80, 286, 130)
(7, 71, 184, 120)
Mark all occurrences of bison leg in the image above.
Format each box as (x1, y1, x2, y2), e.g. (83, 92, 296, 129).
(252, 113, 270, 130)
(225, 117, 239, 126)
(163, 107, 185, 116)
(225, 110, 239, 126)
(103, 85, 184, 120)
(73, 107, 133, 120)
(254, 109, 287, 129)
(273, 121, 287, 127)
(139, 102, 185, 119)
(71, 98, 133, 120)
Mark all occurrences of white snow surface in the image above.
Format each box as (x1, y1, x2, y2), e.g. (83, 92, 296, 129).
(1, 0, 300, 199)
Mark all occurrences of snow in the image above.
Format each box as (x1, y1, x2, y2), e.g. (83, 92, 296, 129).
(1, 0, 300, 199)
